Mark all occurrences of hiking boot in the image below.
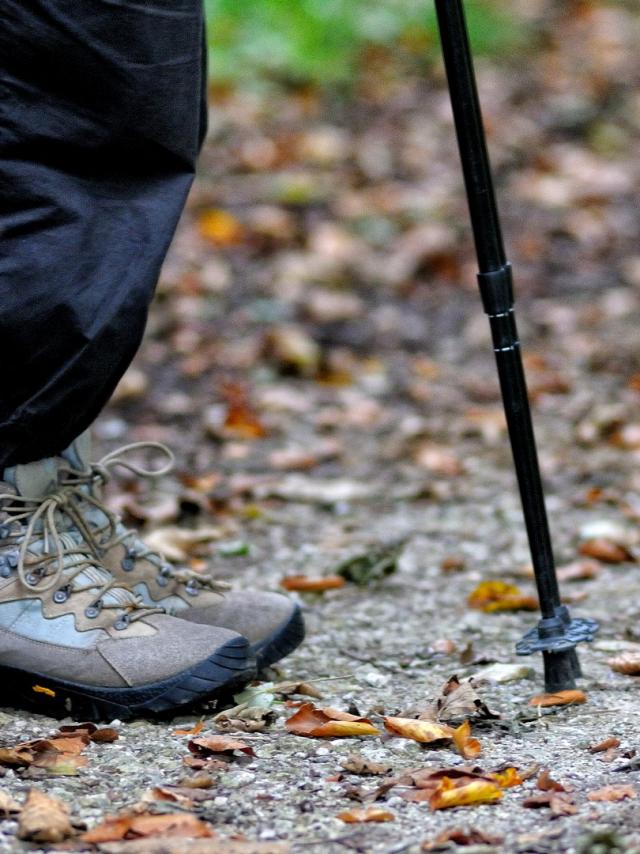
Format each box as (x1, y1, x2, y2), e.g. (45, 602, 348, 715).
(0, 457, 256, 721)
(60, 435, 305, 669)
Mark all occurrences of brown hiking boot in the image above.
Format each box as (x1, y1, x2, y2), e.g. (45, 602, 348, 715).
(59, 435, 305, 669)
(0, 457, 256, 721)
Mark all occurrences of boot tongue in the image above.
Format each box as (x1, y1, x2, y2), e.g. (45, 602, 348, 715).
(60, 431, 92, 473)
(2, 459, 60, 500)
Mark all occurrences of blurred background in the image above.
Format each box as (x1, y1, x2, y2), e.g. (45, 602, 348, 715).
(102, 0, 640, 568)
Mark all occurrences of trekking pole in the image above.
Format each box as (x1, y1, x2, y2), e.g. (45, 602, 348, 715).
(434, 0, 598, 692)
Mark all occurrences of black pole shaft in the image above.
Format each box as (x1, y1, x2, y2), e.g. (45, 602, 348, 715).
(434, 0, 561, 620)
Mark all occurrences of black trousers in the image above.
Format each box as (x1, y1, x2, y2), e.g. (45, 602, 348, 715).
(0, 0, 207, 467)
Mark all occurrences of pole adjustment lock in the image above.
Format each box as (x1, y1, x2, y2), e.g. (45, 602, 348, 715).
(477, 263, 514, 316)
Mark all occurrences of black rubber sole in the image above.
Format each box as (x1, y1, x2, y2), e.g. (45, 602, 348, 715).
(252, 605, 305, 670)
(0, 636, 256, 722)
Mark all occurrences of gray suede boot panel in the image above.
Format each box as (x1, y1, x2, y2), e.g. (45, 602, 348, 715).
(97, 614, 243, 686)
(0, 627, 126, 687)
(177, 591, 296, 645)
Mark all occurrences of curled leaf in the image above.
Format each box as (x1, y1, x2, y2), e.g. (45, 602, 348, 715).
(82, 812, 215, 842)
(452, 720, 482, 760)
(468, 580, 538, 612)
(430, 776, 503, 810)
(383, 717, 454, 745)
(529, 690, 587, 708)
(337, 806, 395, 823)
(188, 736, 255, 757)
(280, 575, 345, 592)
(608, 653, 640, 675)
(589, 737, 620, 754)
(490, 767, 523, 788)
(579, 538, 634, 564)
(286, 704, 379, 738)
(173, 720, 204, 737)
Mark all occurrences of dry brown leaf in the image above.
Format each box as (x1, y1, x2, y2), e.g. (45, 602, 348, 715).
(537, 770, 566, 792)
(341, 754, 392, 776)
(522, 793, 577, 816)
(383, 716, 454, 745)
(272, 680, 323, 699)
(587, 785, 637, 802)
(434, 675, 499, 722)
(280, 575, 345, 592)
(452, 720, 482, 760)
(529, 690, 587, 708)
(589, 737, 620, 753)
(177, 772, 215, 789)
(423, 828, 504, 849)
(93, 842, 288, 854)
(0, 790, 21, 816)
(173, 720, 204, 737)
(440, 556, 466, 573)
(608, 653, 640, 675)
(337, 806, 395, 823)
(556, 559, 601, 582)
(82, 812, 215, 843)
(17, 789, 73, 842)
(467, 580, 538, 612)
(182, 756, 229, 773)
(188, 735, 256, 757)
(579, 538, 634, 564)
(90, 727, 119, 744)
(220, 381, 267, 440)
(286, 704, 379, 738)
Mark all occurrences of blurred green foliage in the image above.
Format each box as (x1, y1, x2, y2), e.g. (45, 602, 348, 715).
(204, 0, 525, 86)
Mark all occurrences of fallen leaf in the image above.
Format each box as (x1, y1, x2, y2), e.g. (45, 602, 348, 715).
(522, 793, 577, 815)
(383, 717, 454, 745)
(434, 675, 499, 722)
(440, 555, 466, 573)
(337, 806, 395, 823)
(579, 538, 634, 564)
(589, 737, 620, 753)
(143, 526, 223, 563)
(188, 736, 256, 758)
(89, 727, 119, 744)
(608, 653, 640, 675)
(198, 208, 245, 246)
(468, 580, 538, 612)
(220, 381, 267, 440)
(587, 785, 636, 802)
(423, 827, 504, 849)
(82, 812, 215, 843)
(272, 680, 323, 699)
(17, 789, 73, 843)
(529, 690, 587, 708)
(452, 720, 482, 760)
(0, 791, 21, 815)
(173, 720, 204, 737)
(430, 776, 503, 810)
(280, 575, 345, 592)
(556, 559, 601, 582)
(490, 767, 523, 788)
(341, 754, 392, 776)
(286, 704, 379, 738)
(537, 770, 566, 792)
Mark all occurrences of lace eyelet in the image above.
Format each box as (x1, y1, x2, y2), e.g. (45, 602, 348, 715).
(0, 525, 11, 539)
(84, 601, 102, 619)
(53, 587, 70, 604)
(156, 574, 169, 588)
(25, 572, 41, 587)
(121, 547, 138, 572)
(113, 614, 130, 631)
(184, 580, 200, 597)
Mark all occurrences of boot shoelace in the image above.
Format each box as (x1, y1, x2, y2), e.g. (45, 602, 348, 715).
(0, 488, 164, 629)
(59, 442, 229, 598)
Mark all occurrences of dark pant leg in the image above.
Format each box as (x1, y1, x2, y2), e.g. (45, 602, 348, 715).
(0, 0, 206, 467)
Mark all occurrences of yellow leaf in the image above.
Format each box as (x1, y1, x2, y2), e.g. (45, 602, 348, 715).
(468, 580, 538, 612)
(198, 209, 244, 246)
(429, 776, 503, 810)
(452, 720, 481, 759)
(490, 767, 523, 788)
(383, 717, 454, 744)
